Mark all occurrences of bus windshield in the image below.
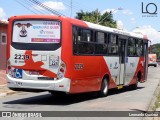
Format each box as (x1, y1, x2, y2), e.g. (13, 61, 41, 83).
(12, 20, 61, 50)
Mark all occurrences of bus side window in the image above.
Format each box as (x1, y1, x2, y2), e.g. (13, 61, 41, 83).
(127, 38, 136, 56)
(82, 29, 92, 42)
(72, 26, 78, 54)
(136, 39, 143, 56)
(78, 42, 94, 54)
(95, 32, 108, 55)
(97, 32, 105, 43)
(77, 28, 94, 55)
(78, 28, 82, 41)
(108, 34, 118, 55)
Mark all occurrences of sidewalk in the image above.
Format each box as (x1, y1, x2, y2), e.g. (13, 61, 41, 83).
(0, 70, 17, 97)
(0, 70, 7, 85)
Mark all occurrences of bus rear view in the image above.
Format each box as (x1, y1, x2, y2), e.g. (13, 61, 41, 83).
(148, 54, 158, 67)
(7, 15, 148, 97)
(7, 15, 70, 93)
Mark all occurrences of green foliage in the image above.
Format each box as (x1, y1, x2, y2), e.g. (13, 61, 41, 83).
(75, 9, 117, 28)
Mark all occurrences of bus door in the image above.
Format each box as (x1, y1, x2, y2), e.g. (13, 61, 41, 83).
(118, 38, 127, 85)
(143, 41, 148, 80)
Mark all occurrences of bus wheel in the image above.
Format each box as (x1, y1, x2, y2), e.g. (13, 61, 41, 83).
(99, 78, 109, 97)
(130, 76, 139, 90)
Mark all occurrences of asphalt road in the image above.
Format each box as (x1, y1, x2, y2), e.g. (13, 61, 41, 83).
(0, 66, 160, 120)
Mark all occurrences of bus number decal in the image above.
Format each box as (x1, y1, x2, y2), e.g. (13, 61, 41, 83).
(14, 54, 30, 60)
(75, 63, 84, 70)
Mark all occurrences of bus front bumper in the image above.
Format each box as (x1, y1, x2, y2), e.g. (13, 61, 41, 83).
(7, 75, 71, 93)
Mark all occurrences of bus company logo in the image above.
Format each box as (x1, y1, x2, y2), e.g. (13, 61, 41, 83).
(2, 112, 11, 117)
(141, 2, 158, 17)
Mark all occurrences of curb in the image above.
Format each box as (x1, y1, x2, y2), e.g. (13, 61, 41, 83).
(0, 90, 18, 97)
(0, 84, 19, 97)
(0, 84, 7, 87)
(147, 82, 160, 111)
(145, 79, 160, 120)
(0, 93, 7, 97)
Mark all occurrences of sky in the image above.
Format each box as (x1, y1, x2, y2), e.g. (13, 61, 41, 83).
(0, 0, 160, 44)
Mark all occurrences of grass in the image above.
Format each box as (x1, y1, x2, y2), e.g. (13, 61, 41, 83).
(152, 90, 160, 111)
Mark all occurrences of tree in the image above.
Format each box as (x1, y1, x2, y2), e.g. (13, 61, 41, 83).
(75, 9, 117, 28)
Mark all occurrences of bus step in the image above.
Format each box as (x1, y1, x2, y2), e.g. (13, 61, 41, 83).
(117, 85, 123, 89)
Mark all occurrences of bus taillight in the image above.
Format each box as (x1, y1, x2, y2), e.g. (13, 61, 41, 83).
(7, 60, 11, 74)
(57, 61, 66, 79)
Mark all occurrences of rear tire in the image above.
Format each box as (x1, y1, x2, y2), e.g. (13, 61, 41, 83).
(99, 77, 109, 97)
(130, 76, 139, 90)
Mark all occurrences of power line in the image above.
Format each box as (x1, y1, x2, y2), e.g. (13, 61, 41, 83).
(15, 0, 38, 14)
(70, 0, 72, 17)
(16, 0, 94, 17)
(27, 0, 65, 16)
(15, 0, 50, 15)
(21, 0, 47, 15)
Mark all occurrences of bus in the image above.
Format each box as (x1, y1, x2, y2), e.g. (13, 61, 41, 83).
(7, 15, 148, 97)
(148, 54, 157, 67)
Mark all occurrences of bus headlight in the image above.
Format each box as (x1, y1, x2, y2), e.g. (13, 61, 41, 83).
(57, 61, 66, 79)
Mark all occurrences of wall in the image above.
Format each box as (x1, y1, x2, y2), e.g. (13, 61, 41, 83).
(0, 22, 8, 70)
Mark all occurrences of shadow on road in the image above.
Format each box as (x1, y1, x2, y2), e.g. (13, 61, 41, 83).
(3, 86, 144, 106)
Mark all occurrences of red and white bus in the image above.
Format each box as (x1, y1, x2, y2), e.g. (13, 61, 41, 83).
(7, 15, 148, 97)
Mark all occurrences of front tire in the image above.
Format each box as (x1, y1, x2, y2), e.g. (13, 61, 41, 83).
(99, 78, 109, 97)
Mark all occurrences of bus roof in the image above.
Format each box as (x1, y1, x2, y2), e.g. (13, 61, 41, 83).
(9, 15, 148, 40)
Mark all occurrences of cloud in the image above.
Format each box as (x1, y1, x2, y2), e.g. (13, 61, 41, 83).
(117, 20, 125, 30)
(101, 9, 118, 15)
(33, 1, 66, 10)
(122, 10, 133, 15)
(132, 26, 160, 44)
(130, 17, 136, 24)
(0, 8, 6, 19)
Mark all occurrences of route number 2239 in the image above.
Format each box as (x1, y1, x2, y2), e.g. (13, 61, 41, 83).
(14, 54, 29, 60)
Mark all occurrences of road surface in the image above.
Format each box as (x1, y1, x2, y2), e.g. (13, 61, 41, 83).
(0, 66, 160, 120)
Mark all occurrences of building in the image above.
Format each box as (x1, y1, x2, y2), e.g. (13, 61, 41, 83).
(0, 20, 8, 70)
(0, 20, 8, 85)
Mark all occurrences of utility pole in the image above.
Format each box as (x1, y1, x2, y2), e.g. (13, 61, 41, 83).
(70, 0, 72, 17)
(96, 8, 99, 24)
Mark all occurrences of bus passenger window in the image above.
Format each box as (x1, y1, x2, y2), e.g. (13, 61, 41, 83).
(97, 32, 105, 43)
(72, 26, 78, 54)
(127, 38, 136, 56)
(108, 34, 118, 55)
(136, 39, 143, 56)
(82, 29, 92, 42)
(78, 28, 82, 41)
(78, 42, 94, 54)
(95, 44, 107, 54)
(94, 32, 108, 55)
